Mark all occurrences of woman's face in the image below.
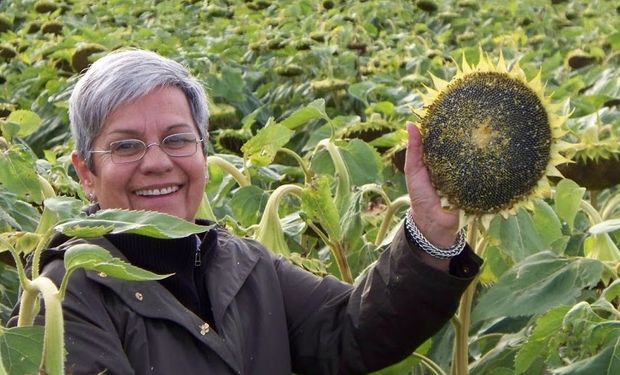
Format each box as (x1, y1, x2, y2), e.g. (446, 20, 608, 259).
(72, 86, 207, 222)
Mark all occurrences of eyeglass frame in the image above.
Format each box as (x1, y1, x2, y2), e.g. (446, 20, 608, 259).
(89, 132, 204, 164)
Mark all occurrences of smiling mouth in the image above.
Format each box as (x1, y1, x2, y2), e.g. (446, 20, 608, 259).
(134, 185, 180, 197)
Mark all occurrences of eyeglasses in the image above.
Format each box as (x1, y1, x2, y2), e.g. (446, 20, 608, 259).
(89, 132, 203, 164)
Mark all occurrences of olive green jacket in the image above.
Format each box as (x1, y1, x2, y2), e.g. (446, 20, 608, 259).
(19, 224, 480, 375)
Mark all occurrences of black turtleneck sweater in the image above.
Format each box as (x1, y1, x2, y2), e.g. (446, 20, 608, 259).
(105, 229, 217, 328)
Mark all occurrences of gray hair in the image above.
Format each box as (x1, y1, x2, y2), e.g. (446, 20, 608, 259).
(69, 49, 209, 171)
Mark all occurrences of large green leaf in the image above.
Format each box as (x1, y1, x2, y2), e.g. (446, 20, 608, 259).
(64, 243, 171, 281)
(55, 209, 213, 239)
(472, 252, 603, 323)
(552, 337, 620, 375)
(0, 326, 44, 375)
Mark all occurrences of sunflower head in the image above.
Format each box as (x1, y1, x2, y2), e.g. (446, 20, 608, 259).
(417, 50, 570, 227)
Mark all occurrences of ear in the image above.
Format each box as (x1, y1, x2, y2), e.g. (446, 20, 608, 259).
(71, 151, 95, 190)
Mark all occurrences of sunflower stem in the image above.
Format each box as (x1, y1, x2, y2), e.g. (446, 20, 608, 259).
(208, 155, 250, 187)
(601, 193, 620, 220)
(452, 220, 479, 375)
(375, 195, 410, 246)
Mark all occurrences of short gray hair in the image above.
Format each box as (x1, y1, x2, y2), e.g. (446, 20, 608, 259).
(69, 49, 209, 171)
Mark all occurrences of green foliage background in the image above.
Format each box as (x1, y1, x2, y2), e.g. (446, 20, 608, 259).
(1, 0, 619, 374)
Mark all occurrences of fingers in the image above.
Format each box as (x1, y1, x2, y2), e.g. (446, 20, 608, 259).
(404, 123, 459, 244)
(404, 123, 438, 209)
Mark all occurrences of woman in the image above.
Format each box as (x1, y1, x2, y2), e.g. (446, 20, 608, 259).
(33, 49, 480, 374)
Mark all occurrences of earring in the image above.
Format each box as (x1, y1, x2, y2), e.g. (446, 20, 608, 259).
(87, 192, 96, 202)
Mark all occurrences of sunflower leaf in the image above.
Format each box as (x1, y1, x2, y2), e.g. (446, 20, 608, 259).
(55, 209, 212, 239)
(472, 251, 603, 323)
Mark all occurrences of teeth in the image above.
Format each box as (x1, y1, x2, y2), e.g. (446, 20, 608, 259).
(135, 186, 179, 196)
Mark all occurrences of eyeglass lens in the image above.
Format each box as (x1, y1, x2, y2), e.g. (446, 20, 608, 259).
(109, 133, 200, 163)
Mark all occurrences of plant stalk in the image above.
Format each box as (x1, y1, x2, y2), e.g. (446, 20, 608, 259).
(208, 155, 250, 187)
(331, 241, 353, 284)
(30, 276, 65, 375)
(317, 139, 351, 215)
(277, 148, 313, 183)
(375, 195, 410, 245)
(452, 221, 479, 375)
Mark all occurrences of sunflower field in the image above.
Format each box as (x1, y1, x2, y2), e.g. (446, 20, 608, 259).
(1, 0, 619, 374)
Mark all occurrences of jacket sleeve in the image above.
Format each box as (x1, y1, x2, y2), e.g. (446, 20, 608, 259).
(10, 258, 136, 375)
(279, 225, 481, 375)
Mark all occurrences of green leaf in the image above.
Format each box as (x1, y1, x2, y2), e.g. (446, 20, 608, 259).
(0, 190, 39, 232)
(56, 209, 212, 239)
(515, 306, 571, 374)
(230, 185, 268, 227)
(5, 110, 42, 138)
(583, 234, 620, 262)
(0, 145, 42, 204)
(472, 252, 603, 323)
(280, 99, 328, 129)
(301, 175, 341, 241)
(241, 121, 294, 167)
(338, 139, 383, 186)
(601, 279, 620, 303)
(553, 337, 620, 375)
(554, 179, 586, 231)
(0, 326, 44, 375)
(64, 243, 170, 281)
(532, 199, 568, 254)
(488, 208, 547, 262)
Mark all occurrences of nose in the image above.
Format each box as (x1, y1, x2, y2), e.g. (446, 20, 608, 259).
(139, 143, 174, 172)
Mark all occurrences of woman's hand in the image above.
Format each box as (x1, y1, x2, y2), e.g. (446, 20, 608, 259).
(404, 123, 460, 251)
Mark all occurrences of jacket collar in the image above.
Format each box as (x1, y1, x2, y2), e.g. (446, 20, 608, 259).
(57, 228, 260, 373)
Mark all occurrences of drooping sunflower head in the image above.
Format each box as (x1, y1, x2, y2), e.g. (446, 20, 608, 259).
(417, 51, 570, 227)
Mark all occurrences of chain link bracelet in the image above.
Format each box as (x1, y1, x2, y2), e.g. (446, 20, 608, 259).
(404, 209, 466, 259)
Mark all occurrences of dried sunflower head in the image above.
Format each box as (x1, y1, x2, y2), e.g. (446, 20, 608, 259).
(417, 51, 570, 227)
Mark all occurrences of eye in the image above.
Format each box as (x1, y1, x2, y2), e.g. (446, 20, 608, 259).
(163, 133, 195, 149)
(109, 140, 144, 156)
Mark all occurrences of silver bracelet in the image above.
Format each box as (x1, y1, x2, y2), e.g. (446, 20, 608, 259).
(404, 209, 466, 259)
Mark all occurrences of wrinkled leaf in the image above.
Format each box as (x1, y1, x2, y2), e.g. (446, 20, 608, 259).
(472, 252, 603, 323)
(515, 306, 571, 374)
(241, 121, 294, 167)
(56, 209, 212, 239)
(0, 145, 42, 204)
(64, 243, 170, 281)
(301, 175, 341, 241)
(552, 337, 620, 375)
